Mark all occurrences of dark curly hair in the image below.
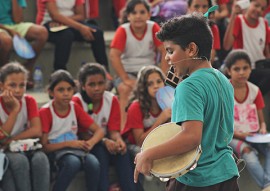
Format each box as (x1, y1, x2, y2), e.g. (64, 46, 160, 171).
(127, 65, 165, 118)
(157, 13, 213, 61)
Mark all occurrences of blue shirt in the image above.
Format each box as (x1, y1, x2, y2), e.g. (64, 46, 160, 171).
(172, 68, 239, 187)
(0, 0, 26, 25)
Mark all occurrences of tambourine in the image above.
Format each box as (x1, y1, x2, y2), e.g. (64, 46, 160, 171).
(141, 122, 202, 179)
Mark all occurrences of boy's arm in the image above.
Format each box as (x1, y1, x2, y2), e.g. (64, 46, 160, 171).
(223, 2, 242, 50)
(12, 0, 24, 23)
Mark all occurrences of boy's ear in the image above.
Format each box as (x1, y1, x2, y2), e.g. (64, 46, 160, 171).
(187, 42, 199, 57)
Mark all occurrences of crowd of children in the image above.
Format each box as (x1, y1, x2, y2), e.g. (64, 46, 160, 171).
(1, 0, 270, 190)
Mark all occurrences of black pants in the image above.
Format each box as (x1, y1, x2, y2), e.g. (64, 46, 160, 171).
(249, 68, 270, 95)
(166, 177, 239, 191)
(44, 22, 109, 71)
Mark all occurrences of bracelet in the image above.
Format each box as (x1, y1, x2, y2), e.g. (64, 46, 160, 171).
(0, 127, 10, 138)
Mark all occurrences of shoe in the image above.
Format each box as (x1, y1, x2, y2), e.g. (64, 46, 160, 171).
(262, 186, 270, 191)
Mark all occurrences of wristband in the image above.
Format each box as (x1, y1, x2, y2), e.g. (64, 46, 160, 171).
(0, 127, 10, 138)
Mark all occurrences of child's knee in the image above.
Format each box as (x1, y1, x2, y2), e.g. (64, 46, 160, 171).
(0, 34, 12, 51)
(37, 26, 48, 41)
(31, 151, 49, 167)
(27, 25, 48, 42)
(84, 154, 100, 171)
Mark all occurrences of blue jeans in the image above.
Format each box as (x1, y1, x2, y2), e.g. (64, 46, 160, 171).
(53, 153, 100, 191)
(2, 151, 50, 191)
(91, 142, 137, 191)
(230, 139, 270, 188)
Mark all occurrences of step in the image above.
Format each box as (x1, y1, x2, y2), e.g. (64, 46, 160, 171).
(11, 30, 115, 85)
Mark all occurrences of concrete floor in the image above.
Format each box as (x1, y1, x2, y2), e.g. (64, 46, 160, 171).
(27, 91, 262, 191)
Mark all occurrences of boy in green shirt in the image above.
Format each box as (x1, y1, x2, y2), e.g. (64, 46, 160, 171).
(134, 13, 239, 190)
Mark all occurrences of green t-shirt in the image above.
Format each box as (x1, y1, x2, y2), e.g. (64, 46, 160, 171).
(0, 0, 26, 25)
(172, 68, 239, 187)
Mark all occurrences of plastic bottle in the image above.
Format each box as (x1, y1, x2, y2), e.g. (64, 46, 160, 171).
(33, 66, 43, 92)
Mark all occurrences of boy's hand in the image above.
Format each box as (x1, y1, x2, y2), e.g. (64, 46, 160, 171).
(134, 151, 153, 183)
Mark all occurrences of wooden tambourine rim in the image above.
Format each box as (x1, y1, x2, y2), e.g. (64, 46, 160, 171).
(141, 122, 202, 178)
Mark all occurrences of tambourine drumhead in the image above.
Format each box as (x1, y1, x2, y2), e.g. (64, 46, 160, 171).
(246, 133, 270, 143)
(141, 122, 201, 178)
